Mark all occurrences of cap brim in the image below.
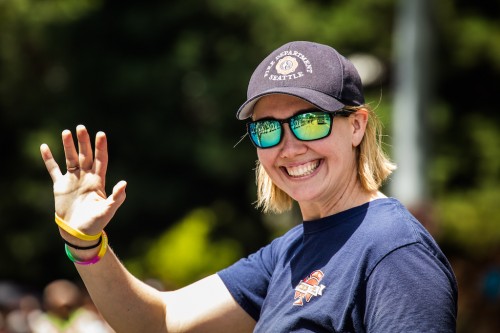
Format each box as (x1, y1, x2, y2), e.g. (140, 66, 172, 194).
(236, 87, 345, 120)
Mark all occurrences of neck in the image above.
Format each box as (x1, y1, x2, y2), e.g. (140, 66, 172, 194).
(299, 183, 385, 221)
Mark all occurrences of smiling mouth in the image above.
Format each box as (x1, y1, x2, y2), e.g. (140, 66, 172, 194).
(285, 160, 320, 178)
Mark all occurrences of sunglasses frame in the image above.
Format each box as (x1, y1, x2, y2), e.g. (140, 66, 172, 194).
(246, 108, 353, 149)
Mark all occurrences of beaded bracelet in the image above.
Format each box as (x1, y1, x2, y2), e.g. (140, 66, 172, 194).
(55, 213, 102, 241)
(65, 231, 108, 265)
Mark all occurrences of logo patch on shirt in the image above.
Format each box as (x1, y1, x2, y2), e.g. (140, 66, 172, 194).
(293, 270, 326, 306)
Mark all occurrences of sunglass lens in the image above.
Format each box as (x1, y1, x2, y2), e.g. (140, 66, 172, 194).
(248, 120, 281, 148)
(291, 112, 332, 141)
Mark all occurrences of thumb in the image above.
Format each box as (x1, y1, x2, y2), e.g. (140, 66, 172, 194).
(106, 180, 127, 211)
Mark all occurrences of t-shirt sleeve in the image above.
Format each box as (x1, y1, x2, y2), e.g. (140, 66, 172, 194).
(217, 242, 276, 321)
(364, 243, 458, 332)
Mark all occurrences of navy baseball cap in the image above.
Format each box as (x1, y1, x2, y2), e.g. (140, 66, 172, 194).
(236, 41, 365, 120)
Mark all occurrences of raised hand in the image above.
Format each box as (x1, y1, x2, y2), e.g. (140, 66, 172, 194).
(40, 125, 127, 238)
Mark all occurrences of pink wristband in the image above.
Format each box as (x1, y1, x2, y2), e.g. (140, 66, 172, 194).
(64, 231, 108, 265)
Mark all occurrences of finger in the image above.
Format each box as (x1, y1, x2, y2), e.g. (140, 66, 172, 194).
(62, 129, 79, 172)
(94, 131, 108, 181)
(105, 180, 127, 215)
(76, 125, 94, 171)
(40, 144, 63, 182)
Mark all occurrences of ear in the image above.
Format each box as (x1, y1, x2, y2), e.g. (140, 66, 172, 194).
(350, 108, 369, 147)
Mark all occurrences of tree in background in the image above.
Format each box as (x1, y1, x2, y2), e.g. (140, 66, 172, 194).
(0, 1, 499, 330)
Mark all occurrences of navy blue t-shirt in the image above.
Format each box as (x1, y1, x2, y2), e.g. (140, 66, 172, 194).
(218, 198, 458, 332)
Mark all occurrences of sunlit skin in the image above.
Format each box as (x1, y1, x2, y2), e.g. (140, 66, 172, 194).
(41, 126, 256, 333)
(37, 94, 386, 332)
(40, 127, 127, 248)
(253, 94, 385, 221)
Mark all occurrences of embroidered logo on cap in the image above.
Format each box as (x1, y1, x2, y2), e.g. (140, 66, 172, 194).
(293, 270, 326, 306)
(276, 56, 298, 75)
(263, 50, 313, 82)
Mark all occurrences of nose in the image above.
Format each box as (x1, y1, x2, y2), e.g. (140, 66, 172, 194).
(279, 124, 307, 158)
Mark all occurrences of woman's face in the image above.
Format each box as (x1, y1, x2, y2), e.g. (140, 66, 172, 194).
(253, 94, 367, 217)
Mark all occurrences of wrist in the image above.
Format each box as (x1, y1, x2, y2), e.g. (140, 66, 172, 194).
(64, 231, 109, 265)
(63, 234, 102, 250)
(59, 229, 100, 247)
(54, 212, 108, 265)
(54, 213, 101, 241)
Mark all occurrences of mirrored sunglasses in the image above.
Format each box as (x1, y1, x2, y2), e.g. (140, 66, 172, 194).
(247, 109, 352, 149)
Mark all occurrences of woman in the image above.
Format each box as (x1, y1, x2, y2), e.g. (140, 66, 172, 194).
(40, 41, 457, 332)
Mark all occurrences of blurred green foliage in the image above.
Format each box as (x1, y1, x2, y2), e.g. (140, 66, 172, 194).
(128, 208, 242, 288)
(0, 0, 499, 298)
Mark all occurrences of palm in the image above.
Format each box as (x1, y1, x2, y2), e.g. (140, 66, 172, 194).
(53, 173, 107, 233)
(41, 125, 126, 236)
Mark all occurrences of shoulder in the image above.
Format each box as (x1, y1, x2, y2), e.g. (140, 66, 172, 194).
(358, 199, 458, 331)
(359, 198, 436, 248)
(364, 244, 458, 332)
(218, 223, 304, 287)
(250, 223, 304, 268)
(352, 198, 449, 274)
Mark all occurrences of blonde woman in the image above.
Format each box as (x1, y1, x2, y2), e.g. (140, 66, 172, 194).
(41, 41, 457, 332)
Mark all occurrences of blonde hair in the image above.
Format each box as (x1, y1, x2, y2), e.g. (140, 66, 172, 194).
(255, 105, 396, 214)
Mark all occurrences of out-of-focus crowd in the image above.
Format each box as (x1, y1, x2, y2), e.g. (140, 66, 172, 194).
(0, 279, 114, 333)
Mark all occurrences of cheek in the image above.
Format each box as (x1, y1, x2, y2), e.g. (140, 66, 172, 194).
(328, 124, 355, 154)
(257, 149, 275, 169)
(257, 149, 283, 181)
(316, 132, 356, 165)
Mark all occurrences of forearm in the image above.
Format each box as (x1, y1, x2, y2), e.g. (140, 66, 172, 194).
(41, 127, 254, 333)
(73, 247, 167, 333)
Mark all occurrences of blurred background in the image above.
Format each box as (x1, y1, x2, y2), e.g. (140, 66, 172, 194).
(0, 0, 499, 332)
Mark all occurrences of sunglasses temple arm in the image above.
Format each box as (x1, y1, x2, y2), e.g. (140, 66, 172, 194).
(233, 133, 249, 148)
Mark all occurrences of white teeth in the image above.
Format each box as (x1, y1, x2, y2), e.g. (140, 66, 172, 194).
(286, 161, 320, 177)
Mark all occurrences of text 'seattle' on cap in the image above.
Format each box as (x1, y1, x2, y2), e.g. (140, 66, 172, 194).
(237, 41, 364, 120)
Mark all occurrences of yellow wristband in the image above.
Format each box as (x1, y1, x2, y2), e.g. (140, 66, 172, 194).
(55, 213, 102, 241)
(65, 231, 108, 265)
